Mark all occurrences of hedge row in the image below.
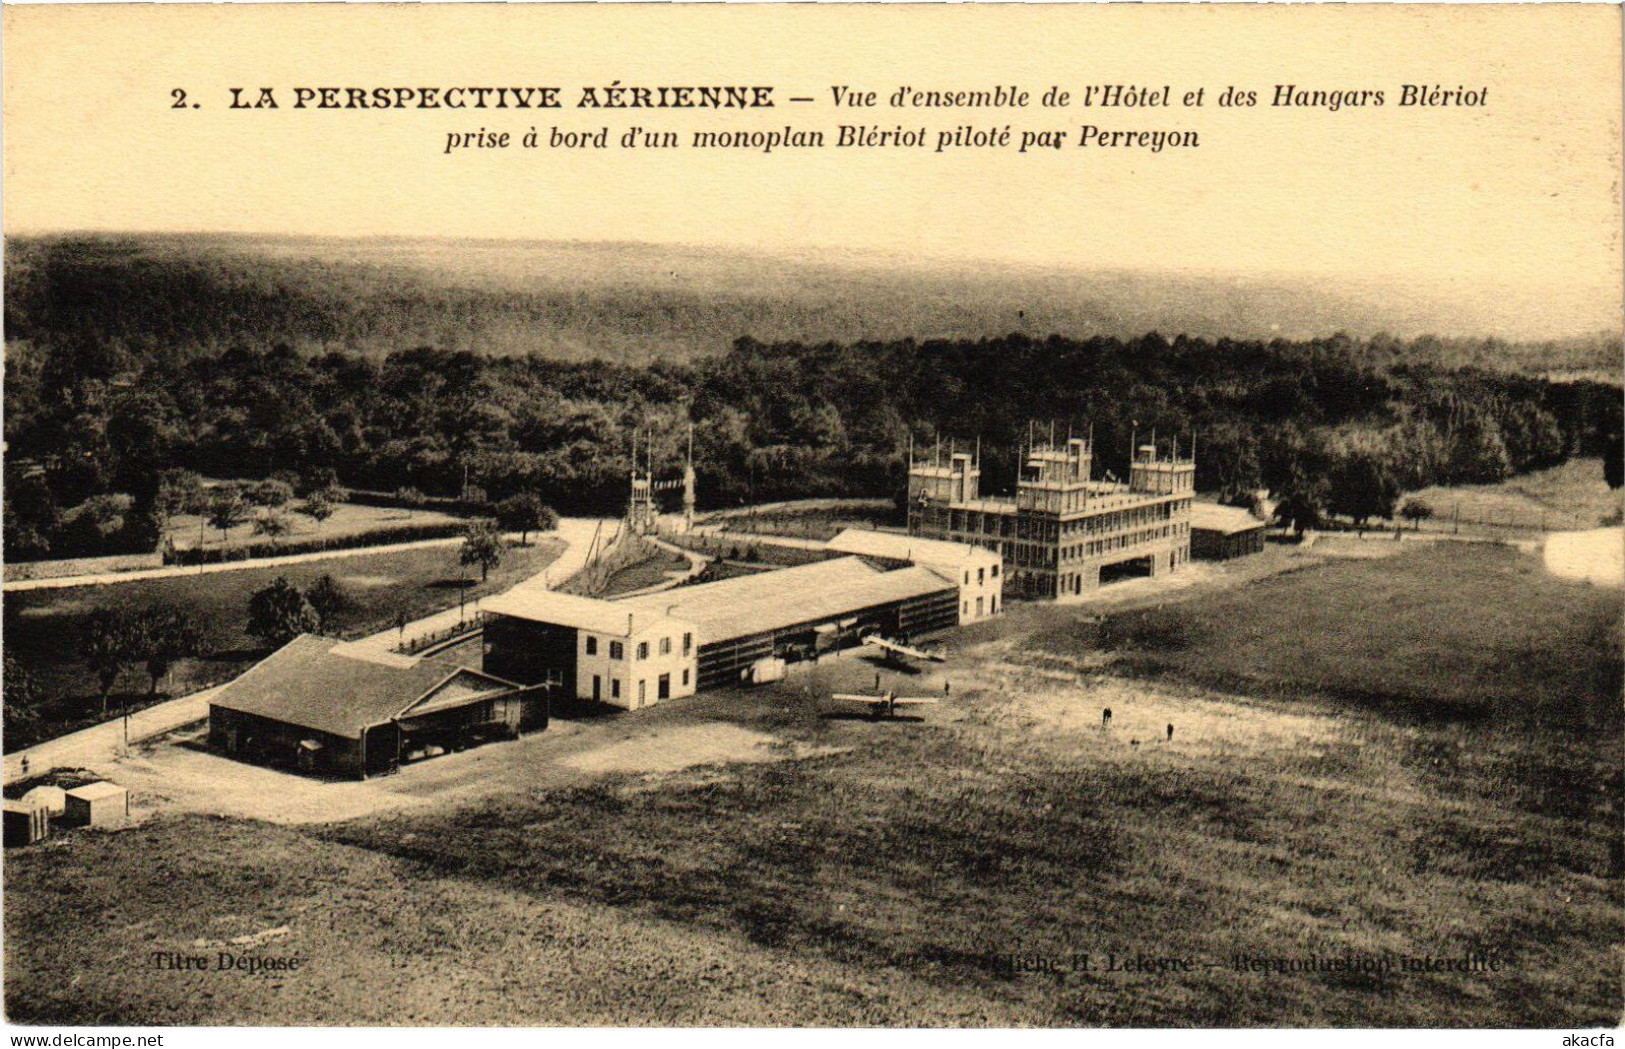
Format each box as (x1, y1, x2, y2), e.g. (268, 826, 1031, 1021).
(344, 488, 492, 516)
(166, 521, 471, 566)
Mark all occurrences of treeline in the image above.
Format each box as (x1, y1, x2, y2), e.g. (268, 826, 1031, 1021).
(5, 331, 1621, 560)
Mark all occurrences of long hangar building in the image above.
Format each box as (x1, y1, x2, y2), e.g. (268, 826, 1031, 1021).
(482, 531, 1000, 709)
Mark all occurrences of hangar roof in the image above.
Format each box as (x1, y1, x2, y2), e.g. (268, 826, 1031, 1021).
(1190, 502, 1268, 535)
(825, 528, 997, 572)
(484, 585, 688, 637)
(619, 556, 955, 644)
(209, 635, 519, 739)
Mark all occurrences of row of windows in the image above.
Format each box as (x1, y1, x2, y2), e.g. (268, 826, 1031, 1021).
(961, 595, 997, 617)
(1059, 523, 1188, 560)
(961, 564, 999, 585)
(584, 632, 693, 660)
(592, 668, 692, 703)
(1064, 500, 1190, 537)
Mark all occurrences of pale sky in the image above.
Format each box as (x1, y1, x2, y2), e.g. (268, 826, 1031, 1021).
(4, 4, 1621, 332)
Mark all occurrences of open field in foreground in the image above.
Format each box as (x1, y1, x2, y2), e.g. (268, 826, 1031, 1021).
(3, 540, 562, 751)
(5, 541, 1620, 1025)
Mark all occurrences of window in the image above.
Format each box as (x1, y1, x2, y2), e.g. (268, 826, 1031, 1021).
(609, 641, 624, 661)
(585, 636, 598, 656)
(660, 636, 672, 656)
(978, 567, 985, 585)
(682, 632, 692, 655)
(637, 641, 649, 660)
(991, 564, 999, 578)
(682, 668, 690, 686)
(611, 679, 621, 699)
(638, 680, 647, 704)
(964, 571, 971, 585)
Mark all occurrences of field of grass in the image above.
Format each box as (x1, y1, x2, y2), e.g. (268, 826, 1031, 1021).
(4, 540, 1620, 1025)
(1073, 542, 1622, 736)
(1406, 457, 1621, 533)
(2, 539, 562, 750)
(166, 500, 463, 552)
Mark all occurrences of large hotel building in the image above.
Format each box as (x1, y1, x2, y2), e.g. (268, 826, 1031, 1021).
(907, 432, 1196, 600)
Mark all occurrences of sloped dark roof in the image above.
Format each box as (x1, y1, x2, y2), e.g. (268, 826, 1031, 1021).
(1190, 502, 1267, 535)
(209, 635, 517, 739)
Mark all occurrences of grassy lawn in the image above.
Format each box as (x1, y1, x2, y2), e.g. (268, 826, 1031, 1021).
(599, 548, 691, 597)
(717, 504, 902, 542)
(1075, 542, 1622, 735)
(166, 500, 463, 552)
(3, 539, 562, 750)
(1406, 457, 1621, 533)
(4, 540, 1620, 1025)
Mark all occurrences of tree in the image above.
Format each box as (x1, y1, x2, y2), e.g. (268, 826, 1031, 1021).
(246, 577, 321, 648)
(4, 653, 43, 748)
(297, 489, 337, 530)
(396, 486, 425, 518)
(496, 492, 556, 545)
(206, 489, 250, 546)
(297, 465, 341, 498)
(306, 574, 348, 630)
(130, 605, 203, 698)
(253, 508, 294, 544)
(1328, 451, 1401, 528)
(459, 520, 505, 581)
(1272, 473, 1328, 536)
(1400, 498, 1435, 531)
(298, 489, 337, 529)
(154, 468, 206, 518)
(248, 478, 295, 509)
(85, 608, 138, 714)
(68, 494, 130, 546)
(1447, 414, 1513, 484)
(3, 471, 60, 560)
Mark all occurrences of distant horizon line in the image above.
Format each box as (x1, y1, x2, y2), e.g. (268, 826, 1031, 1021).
(5, 226, 1619, 344)
(7, 224, 1621, 293)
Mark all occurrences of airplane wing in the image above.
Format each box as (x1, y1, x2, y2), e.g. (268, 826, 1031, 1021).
(832, 693, 885, 705)
(864, 636, 948, 663)
(890, 696, 940, 706)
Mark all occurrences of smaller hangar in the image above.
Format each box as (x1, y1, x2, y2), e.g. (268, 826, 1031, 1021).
(208, 635, 534, 778)
(824, 528, 1002, 623)
(1190, 502, 1268, 560)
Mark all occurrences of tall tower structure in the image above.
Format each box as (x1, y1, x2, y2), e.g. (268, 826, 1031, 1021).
(682, 423, 697, 533)
(628, 429, 659, 535)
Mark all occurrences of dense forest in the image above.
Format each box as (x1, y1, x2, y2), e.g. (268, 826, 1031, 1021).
(5, 323, 1621, 562)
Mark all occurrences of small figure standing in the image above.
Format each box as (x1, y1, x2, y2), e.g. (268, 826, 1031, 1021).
(874, 672, 881, 692)
(20, 756, 30, 777)
(1166, 723, 1175, 743)
(1102, 708, 1113, 728)
(943, 680, 952, 697)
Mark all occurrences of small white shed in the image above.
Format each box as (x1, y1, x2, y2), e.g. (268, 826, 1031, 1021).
(63, 782, 130, 828)
(21, 785, 67, 818)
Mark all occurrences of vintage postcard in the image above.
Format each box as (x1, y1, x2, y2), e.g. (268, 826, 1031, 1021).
(1, 2, 1621, 1034)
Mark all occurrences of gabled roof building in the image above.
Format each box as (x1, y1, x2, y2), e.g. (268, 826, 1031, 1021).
(208, 635, 533, 778)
